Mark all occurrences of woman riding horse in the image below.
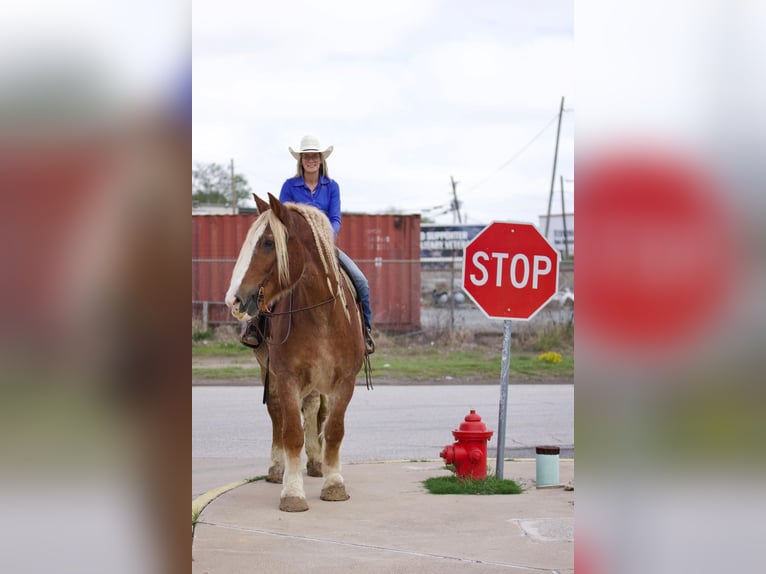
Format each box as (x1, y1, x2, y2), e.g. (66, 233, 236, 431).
(226, 193, 366, 512)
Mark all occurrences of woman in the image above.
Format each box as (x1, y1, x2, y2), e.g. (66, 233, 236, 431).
(241, 135, 374, 354)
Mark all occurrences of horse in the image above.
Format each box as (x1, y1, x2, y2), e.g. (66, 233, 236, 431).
(225, 193, 366, 512)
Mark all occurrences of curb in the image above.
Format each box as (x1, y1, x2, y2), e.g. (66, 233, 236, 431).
(192, 479, 248, 520)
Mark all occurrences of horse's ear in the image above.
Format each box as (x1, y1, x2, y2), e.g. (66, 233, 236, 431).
(253, 193, 270, 215)
(267, 193, 286, 223)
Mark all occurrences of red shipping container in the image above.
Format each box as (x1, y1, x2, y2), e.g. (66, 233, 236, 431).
(192, 212, 421, 331)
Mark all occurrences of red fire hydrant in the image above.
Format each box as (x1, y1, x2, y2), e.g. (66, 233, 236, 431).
(440, 410, 494, 480)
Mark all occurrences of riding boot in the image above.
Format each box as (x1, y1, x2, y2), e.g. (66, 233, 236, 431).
(240, 316, 265, 349)
(364, 327, 375, 355)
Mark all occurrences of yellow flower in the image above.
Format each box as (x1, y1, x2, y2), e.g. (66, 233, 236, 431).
(537, 351, 562, 364)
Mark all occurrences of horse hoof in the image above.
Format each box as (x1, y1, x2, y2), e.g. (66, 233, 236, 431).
(306, 461, 323, 477)
(320, 484, 350, 501)
(279, 496, 309, 512)
(266, 466, 284, 484)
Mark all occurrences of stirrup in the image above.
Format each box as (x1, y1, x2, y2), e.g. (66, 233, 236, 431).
(240, 320, 263, 349)
(364, 328, 375, 355)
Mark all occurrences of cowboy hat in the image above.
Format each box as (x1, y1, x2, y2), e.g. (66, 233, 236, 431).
(289, 134, 334, 160)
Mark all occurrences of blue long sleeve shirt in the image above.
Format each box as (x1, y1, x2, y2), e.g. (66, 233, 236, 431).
(279, 176, 341, 235)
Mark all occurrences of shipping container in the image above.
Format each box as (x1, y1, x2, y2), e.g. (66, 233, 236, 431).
(192, 212, 421, 331)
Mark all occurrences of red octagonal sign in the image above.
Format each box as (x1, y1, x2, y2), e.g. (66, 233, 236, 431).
(462, 222, 560, 320)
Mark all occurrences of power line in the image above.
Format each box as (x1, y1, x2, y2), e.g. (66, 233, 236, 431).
(422, 203, 450, 213)
(461, 112, 562, 195)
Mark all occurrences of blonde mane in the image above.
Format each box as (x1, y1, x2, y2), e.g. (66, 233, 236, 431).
(287, 202, 350, 319)
(227, 202, 350, 321)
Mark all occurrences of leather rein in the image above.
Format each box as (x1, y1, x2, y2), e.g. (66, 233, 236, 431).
(250, 265, 337, 405)
(261, 290, 337, 346)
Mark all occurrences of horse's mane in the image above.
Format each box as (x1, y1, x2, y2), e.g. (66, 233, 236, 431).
(233, 202, 349, 319)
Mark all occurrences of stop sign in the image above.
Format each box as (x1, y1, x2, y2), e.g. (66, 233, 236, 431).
(462, 222, 560, 320)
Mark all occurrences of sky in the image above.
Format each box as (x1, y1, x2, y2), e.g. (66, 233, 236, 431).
(2, 2, 766, 573)
(192, 0, 574, 225)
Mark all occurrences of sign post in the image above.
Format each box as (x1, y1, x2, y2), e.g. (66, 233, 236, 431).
(462, 222, 560, 479)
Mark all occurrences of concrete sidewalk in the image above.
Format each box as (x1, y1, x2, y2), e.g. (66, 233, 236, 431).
(192, 459, 574, 573)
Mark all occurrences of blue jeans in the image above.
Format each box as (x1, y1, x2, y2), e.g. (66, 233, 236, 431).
(337, 249, 372, 330)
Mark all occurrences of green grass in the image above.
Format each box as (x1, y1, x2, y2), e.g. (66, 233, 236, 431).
(192, 341, 255, 356)
(423, 475, 523, 495)
(192, 366, 261, 380)
(192, 339, 573, 381)
(371, 348, 572, 380)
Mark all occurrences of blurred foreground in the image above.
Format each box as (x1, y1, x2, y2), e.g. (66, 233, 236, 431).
(576, 1, 766, 572)
(0, 3, 188, 573)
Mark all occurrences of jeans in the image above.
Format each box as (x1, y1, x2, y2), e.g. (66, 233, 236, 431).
(337, 249, 372, 330)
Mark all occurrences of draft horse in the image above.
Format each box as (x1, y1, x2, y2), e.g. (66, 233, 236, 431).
(225, 193, 366, 512)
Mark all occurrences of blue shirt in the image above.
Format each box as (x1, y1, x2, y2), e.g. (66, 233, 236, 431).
(279, 176, 341, 236)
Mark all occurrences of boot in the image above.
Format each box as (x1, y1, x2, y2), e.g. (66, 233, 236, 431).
(364, 327, 375, 355)
(240, 317, 264, 349)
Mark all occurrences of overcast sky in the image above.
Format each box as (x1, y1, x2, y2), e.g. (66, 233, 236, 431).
(192, 0, 574, 225)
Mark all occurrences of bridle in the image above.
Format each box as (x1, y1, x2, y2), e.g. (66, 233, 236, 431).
(238, 242, 371, 405)
(240, 260, 338, 346)
(248, 267, 341, 406)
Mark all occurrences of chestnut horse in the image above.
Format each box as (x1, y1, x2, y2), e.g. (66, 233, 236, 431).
(225, 193, 366, 512)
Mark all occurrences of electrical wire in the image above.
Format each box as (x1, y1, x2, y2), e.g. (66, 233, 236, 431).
(461, 112, 561, 194)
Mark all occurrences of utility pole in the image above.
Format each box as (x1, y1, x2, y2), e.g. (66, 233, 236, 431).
(449, 175, 461, 337)
(560, 175, 570, 258)
(545, 97, 565, 238)
(230, 158, 238, 215)
(450, 175, 462, 224)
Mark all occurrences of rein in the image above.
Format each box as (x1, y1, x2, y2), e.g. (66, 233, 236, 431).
(248, 233, 371, 403)
(266, 292, 338, 318)
(259, 289, 338, 405)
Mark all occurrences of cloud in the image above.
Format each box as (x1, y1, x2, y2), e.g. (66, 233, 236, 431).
(193, 0, 575, 224)
(411, 36, 573, 113)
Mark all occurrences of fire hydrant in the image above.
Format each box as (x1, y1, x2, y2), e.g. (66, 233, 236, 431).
(440, 410, 494, 480)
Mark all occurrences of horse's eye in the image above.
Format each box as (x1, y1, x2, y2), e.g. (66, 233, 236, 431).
(262, 238, 275, 249)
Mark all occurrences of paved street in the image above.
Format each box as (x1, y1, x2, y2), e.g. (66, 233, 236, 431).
(193, 384, 573, 498)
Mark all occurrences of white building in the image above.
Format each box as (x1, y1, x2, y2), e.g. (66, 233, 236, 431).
(538, 213, 574, 257)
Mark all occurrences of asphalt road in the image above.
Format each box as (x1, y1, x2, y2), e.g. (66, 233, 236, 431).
(193, 384, 573, 498)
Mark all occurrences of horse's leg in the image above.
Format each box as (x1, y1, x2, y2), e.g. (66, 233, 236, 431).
(279, 387, 309, 512)
(320, 380, 355, 502)
(265, 373, 284, 483)
(302, 391, 325, 477)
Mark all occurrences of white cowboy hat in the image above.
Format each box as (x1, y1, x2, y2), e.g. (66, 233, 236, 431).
(289, 134, 334, 160)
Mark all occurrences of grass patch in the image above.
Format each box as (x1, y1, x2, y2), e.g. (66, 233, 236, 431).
(192, 330, 213, 342)
(192, 337, 573, 381)
(423, 475, 523, 495)
(245, 475, 266, 483)
(192, 341, 254, 356)
(192, 366, 261, 380)
(192, 508, 201, 527)
(372, 349, 572, 380)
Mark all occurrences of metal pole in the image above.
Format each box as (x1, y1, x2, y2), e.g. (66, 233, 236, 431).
(450, 176, 462, 224)
(560, 175, 570, 258)
(449, 249, 456, 337)
(496, 319, 512, 479)
(545, 97, 565, 238)
(449, 175, 461, 336)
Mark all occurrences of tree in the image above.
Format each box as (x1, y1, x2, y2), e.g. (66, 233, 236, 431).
(192, 161, 252, 206)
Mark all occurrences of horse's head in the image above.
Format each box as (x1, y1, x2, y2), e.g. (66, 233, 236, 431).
(225, 193, 307, 321)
